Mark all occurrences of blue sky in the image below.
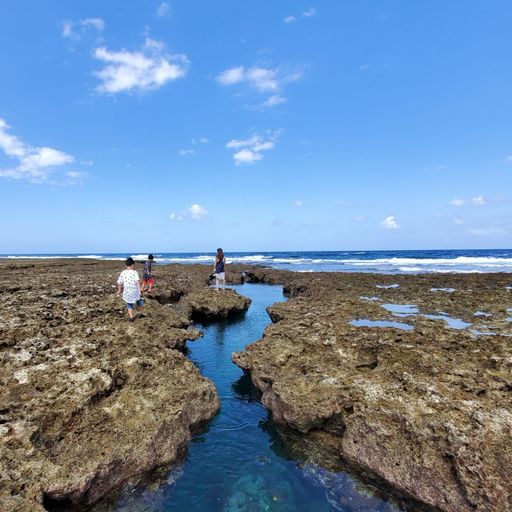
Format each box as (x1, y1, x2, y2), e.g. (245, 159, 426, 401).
(0, 0, 511, 253)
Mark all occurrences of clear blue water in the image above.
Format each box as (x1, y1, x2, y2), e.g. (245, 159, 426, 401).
(112, 284, 401, 512)
(3, 248, 512, 273)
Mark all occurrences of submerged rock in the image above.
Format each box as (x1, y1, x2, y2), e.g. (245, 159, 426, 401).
(183, 288, 252, 321)
(233, 270, 512, 512)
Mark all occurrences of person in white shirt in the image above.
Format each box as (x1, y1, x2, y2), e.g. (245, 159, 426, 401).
(117, 257, 144, 321)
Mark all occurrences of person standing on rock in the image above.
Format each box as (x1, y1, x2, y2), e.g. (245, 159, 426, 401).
(213, 248, 226, 289)
(141, 254, 155, 294)
(117, 257, 144, 321)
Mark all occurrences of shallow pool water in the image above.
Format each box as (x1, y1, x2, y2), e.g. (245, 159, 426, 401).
(112, 284, 401, 512)
(350, 319, 414, 331)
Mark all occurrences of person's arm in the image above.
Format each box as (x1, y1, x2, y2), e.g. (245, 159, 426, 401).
(117, 274, 123, 295)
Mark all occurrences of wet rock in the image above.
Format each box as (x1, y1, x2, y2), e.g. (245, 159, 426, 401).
(183, 288, 251, 321)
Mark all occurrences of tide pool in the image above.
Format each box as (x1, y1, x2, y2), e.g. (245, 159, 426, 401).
(111, 284, 401, 512)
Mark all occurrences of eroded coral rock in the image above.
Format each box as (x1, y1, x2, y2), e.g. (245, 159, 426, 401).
(182, 288, 252, 321)
(233, 270, 512, 512)
(0, 259, 219, 509)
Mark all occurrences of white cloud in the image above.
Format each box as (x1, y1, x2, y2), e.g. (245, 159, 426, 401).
(192, 137, 209, 145)
(302, 7, 317, 17)
(0, 118, 75, 182)
(62, 17, 105, 39)
(450, 195, 487, 206)
(505, 156, 512, 162)
(381, 216, 400, 230)
(261, 94, 287, 109)
(283, 16, 297, 23)
(471, 195, 486, 205)
(189, 204, 208, 220)
(453, 218, 464, 225)
(225, 131, 281, 165)
(81, 18, 105, 30)
(93, 38, 189, 94)
(469, 228, 507, 237)
(217, 66, 245, 85)
(156, 2, 171, 17)
(170, 204, 209, 221)
(66, 171, 87, 179)
(216, 64, 302, 108)
(354, 216, 366, 222)
(292, 200, 303, 207)
(80, 160, 94, 165)
(336, 200, 353, 207)
(178, 149, 195, 156)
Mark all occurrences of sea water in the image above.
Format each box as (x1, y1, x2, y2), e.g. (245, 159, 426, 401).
(112, 284, 401, 512)
(4, 248, 512, 274)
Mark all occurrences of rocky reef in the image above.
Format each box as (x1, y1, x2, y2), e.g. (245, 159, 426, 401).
(182, 288, 252, 321)
(0, 259, 246, 511)
(233, 269, 512, 512)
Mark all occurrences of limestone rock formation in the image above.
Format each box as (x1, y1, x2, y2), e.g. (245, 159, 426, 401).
(233, 270, 512, 512)
(0, 259, 219, 510)
(182, 288, 252, 321)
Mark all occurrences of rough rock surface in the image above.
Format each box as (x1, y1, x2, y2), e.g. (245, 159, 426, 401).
(0, 259, 220, 510)
(182, 288, 252, 321)
(233, 269, 512, 512)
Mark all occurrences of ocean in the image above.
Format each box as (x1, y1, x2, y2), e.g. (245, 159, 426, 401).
(3, 248, 512, 274)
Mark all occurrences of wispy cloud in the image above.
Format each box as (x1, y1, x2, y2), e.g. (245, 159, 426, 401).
(0, 118, 75, 183)
(468, 227, 507, 237)
(283, 7, 316, 23)
(302, 7, 317, 17)
(62, 18, 105, 39)
(450, 195, 487, 206)
(156, 2, 171, 17)
(191, 137, 209, 145)
(225, 131, 281, 165)
(178, 149, 194, 156)
(292, 200, 303, 207)
(216, 64, 302, 109)
(381, 216, 400, 229)
(93, 38, 189, 94)
(354, 216, 366, 222)
(505, 155, 512, 163)
(453, 218, 464, 225)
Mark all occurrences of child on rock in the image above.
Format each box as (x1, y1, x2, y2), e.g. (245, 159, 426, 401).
(117, 257, 144, 321)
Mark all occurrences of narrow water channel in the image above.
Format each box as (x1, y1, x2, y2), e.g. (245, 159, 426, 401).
(113, 284, 400, 512)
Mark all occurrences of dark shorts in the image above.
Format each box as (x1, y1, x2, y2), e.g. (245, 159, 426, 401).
(126, 299, 144, 309)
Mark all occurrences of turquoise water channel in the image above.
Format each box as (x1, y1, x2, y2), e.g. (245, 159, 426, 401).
(114, 284, 401, 512)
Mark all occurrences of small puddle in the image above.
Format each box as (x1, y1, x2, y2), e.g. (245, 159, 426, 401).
(474, 311, 492, 317)
(470, 330, 497, 336)
(350, 319, 414, 331)
(376, 284, 400, 289)
(430, 288, 455, 293)
(359, 296, 380, 302)
(422, 314, 471, 329)
(382, 303, 419, 316)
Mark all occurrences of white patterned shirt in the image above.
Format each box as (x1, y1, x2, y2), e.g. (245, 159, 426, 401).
(117, 269, 141, 303)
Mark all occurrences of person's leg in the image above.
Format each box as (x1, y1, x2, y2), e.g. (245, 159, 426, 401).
(137, 298, 145, 318)
(219, 272, 226, 288)
(148, 277, 154, 293)
(127, 303, 134, 320)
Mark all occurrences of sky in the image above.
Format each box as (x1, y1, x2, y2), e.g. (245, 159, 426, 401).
(0, 0, 511, 253)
